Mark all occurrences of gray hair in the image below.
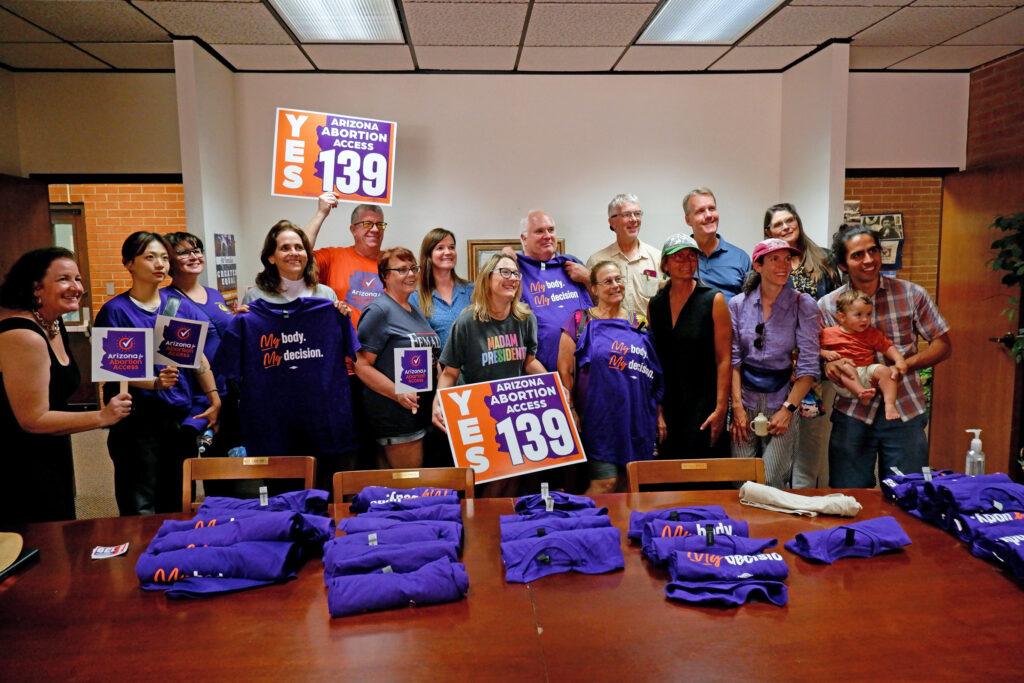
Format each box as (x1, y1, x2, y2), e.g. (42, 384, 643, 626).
(607, 193, 640, 218)
(519, 210, 550, 238)
(350, 203, 384, 225)
(682, 187, 715, 217)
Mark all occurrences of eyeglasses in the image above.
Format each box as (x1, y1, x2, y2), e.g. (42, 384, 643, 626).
(384, 265, 421, 276)
(495, 267, 522, 281)
(770, 216, 798, 231)
(611, 210, 643, 219)
(354, 221, 387, 231)
(597, 276, 624, 287)
(175, 248, 203, 258)
(754, 322, 765, 350)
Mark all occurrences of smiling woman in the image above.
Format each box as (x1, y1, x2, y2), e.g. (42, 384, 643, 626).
(0, 248, 133, 525)
(244, 221, 338, 304)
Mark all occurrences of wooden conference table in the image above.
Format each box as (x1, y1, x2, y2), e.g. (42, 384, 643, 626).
(1, 490, 1020, 681)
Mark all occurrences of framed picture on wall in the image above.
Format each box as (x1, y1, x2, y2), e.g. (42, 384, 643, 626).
(862, 212, 904, 240)
(467, 238, 566, 279)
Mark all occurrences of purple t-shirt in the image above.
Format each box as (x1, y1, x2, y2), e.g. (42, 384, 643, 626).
(516, 253, 593, 372)
(215, 298, 360, 457)
(627, 506, 730, 542)
(326, 557, 469, 618)
(565, 315, 663, 465)
(500, 526, 623, 583)
(354, 503, 463, 523)
(500, 515, 612, 542)
(147, 511, 331, 553)
(198, 489, 329, 516)
(784, 516, 911, 563)
(349, 486, 458, 513)
(323, 540, 460, 580)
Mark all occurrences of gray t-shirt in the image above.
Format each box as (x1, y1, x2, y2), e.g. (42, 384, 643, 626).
(357, 293, 440, 437)
(440, 308, 538, 384)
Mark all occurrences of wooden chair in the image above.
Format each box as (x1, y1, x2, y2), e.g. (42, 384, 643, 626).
(182, 456, 316, 513)
(333, 468, 475, 520)
(626, 458, 765, 493)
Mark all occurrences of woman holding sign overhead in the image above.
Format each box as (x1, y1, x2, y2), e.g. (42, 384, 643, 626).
(355, 247, 440, 469)
(95, 232, 220, 516)
(0, 248, 132, 525)
(556, 261, 664, 495)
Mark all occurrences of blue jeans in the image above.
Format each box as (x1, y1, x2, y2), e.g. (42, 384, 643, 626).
(828, 411, 929, 488)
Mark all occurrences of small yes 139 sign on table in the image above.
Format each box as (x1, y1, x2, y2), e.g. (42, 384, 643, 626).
(271, 107, 396, 205)
(439, 373, 586, 484)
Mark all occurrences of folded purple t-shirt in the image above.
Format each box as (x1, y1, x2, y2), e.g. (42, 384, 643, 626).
(627, 506, 730, 542)
(879, 470, 958, 509)
(156, 509, 334, 541)
(640, 519, 749, 559)
(500, 515, 611, 542)
(917, 474, 1013, 524)
(323, 540, 460, 580)
(784, 516, 911, 564)
(198, 489, 329, 516)
(952, 510, 1024, 543)
(666, 579, 788, 607)
(332, 522, 463, 550)
(349, 486, 457, 513)
(326, 557, 469, 618)
(514, 491, 596, 513)
(137, 541, 300, 590)
(969, 521, 1024, 564)
(499, 507, 608, 525)
(648, 534, 777, 568)
(148, 512, 332, 554)
(668, 550, 789, 582)
(353, 504, 463, 523)
(338, 516, 462, 537)
(501, 526, 623, 583)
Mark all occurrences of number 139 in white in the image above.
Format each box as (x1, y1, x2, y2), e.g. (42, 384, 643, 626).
(495, 410, 575, 465)
(318, 149, 388, 197)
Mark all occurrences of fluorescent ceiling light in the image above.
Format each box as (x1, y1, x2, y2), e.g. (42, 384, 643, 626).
(639, 0, 783, 44)
(269, 0, 403, 43)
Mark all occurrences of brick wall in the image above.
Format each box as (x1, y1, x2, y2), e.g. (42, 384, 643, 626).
(843, 176, 943, 300)
(967, 49, 1024, 170)
(48, 183, 186, 315)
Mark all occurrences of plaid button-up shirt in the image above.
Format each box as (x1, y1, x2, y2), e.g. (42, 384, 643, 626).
(819, 277, 949, 424)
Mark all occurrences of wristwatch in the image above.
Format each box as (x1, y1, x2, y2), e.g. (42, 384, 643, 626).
(782, 401, 798, 413)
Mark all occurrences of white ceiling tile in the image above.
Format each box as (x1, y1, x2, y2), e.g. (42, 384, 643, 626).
(0, 8, 59, 41)
(133, 1, 292, 44)
(518, 46, 622, 70)
(854, 6, 1011, 45)
(890, 44, 1020, 69)
(742, 6, 896, 46)
(535, 0, 653, 4)
(214, 44, 313, 70)
(525, 4, 656, 46)
(946, 8, 1024, 46)
(416, 45, 518, 70)
(75, 41, 175, 69)
(615, 45, 729, 71)
(849, 45, 925, 69)
(0, 0, 168, 42)
(304, 44, 414, 70)
(0, 41, 109, 68)
(710, 45, 813, 70)
(404, 3, 528, 46)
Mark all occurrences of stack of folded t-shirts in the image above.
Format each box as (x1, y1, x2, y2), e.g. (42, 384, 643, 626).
(499, 492, 623, 583)
(879, 469, 960, 512)
(136, 489, 335, 598)
(785, 516, 911, 564)
(323, 486, 469, 618)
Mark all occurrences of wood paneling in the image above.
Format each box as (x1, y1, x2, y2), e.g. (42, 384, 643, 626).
(933, 163, 1024, 475)
(0, 174, 50, 278)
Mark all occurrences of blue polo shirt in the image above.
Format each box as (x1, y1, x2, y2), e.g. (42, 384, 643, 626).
(410, 281, 474, 350)
(695, 234, 751, 299)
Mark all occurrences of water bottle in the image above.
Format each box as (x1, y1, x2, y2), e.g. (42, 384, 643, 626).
(196, 428, 214, 455)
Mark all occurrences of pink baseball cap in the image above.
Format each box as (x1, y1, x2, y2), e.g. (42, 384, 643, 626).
(752, 238, 801, 262)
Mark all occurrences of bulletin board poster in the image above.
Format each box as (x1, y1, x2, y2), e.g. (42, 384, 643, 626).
(213, 233, 238, 307)
(438, 372, 586, 484)
(92, 328, 153, 382)
(271, 107, 397, 205)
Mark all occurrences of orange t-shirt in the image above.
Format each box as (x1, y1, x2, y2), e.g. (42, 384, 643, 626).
(314, 246, 383, 329)
(821, 325, 893, 366)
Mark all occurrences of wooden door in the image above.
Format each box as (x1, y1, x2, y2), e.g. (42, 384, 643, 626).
(0, 174, 51, 276)
(932, 163, 1024, 476)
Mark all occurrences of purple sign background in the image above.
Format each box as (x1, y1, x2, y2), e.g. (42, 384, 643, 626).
(486, 373, 581, 461)
(398, 348, 430, 391)
(157, 319, 202, 366)
(314, 114, 394, 199)
(100, 330, 149, 379)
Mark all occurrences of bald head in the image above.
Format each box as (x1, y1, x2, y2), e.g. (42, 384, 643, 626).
(520, 210, 557, 261)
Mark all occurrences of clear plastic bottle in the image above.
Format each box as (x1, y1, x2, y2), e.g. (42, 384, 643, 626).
(965, 429, 985, 476)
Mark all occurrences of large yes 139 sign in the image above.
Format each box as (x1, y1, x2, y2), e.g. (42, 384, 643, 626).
(271, 107, 396, 205)
(439, 373, 587, 484)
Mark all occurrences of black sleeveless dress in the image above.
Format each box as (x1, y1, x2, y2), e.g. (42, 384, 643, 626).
(0, 318, 80, 525)
(648, 282, 730, 459)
